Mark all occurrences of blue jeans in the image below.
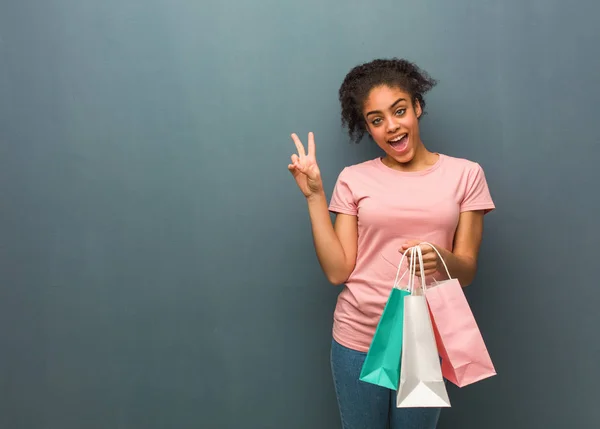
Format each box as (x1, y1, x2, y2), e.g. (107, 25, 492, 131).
(330, 339, 441, 429)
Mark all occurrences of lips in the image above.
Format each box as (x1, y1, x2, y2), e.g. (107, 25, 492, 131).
(388, 133, 409, 153)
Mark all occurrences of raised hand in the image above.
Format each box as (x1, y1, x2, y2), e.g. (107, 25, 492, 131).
(288, 132, 323, 198)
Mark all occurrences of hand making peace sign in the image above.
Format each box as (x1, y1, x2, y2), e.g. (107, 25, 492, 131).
(288, 132, 324, 198)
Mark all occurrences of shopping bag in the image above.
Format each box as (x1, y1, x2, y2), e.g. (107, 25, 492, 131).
(397, 246, 451, 408)
(419, 242, 496, 387)
(359, 248, 412, 390)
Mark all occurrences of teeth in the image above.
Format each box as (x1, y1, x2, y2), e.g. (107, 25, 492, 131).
(390, 134, 406, 142)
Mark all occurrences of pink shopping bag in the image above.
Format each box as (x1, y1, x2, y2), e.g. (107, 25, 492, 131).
(420, 242, 496, 387)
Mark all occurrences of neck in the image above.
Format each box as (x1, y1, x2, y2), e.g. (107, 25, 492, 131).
(382, 141, 438, 172)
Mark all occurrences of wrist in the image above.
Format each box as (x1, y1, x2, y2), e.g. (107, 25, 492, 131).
(434, 246, 452, 277)
(306, 189, 326, 203)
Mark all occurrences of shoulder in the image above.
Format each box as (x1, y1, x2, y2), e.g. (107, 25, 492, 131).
(330, 158, 382, 206)
(329, 159, 381, 213)
(439, 153, 490, 185)
(439, 153, 484, 173)
(335, 158, 382, 181)
(439, 154, 495, 211)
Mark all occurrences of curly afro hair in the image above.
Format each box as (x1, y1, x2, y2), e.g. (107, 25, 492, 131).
(338, 58, 437, 143)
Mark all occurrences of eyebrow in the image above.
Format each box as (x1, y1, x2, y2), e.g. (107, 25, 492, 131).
(366, 97, 407, 117)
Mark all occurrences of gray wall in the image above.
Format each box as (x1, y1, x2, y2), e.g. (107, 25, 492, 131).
(1, 1, 598, 428)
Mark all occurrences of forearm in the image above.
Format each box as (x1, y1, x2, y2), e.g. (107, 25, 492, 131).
(436, 246, 478, 287)
(306, 191, 352, 285)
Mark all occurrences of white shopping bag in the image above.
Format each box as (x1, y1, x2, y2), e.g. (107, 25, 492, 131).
(396, 246, 451, 408)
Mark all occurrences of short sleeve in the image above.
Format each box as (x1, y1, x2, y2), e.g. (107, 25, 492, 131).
(461, 163, 495, 214)
(328, 168, 358, 216)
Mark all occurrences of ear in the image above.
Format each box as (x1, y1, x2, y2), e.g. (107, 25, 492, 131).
(414, 99, 422, 118)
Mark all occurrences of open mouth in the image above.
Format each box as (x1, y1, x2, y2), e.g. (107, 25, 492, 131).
(388, 133, 408, 152)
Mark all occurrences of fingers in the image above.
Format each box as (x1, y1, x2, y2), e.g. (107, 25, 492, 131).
(290, 154, 305, 172)
(290, 133, 306, 158)
(307, 132, 316, 158)
(400, 240, 421, 251)
(409, 260, 437, 277)
(404, 245, 437, 276)
(288, 163, 303, 181)
(400, 242, 435, 257)
(407, 259, 437, 271)
(408, 252, 436, 263)
(410, 255, 436, 265)
(398, 241, 440, 279)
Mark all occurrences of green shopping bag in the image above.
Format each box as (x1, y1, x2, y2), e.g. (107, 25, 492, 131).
(359, 248, 412, 390)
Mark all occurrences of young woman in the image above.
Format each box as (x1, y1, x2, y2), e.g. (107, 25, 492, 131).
(288, 58, 495, 429)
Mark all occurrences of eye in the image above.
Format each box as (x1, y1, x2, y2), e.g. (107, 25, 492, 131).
(371, 118, 382, 126)
(396, 109, 406, 116)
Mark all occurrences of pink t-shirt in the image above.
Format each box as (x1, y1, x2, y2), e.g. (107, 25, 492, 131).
(328, 153, 495, 352)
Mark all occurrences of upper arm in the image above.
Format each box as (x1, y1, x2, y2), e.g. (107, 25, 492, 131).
(452, 161, 494, 272)
(452, 210, 485, 265)
(333, 213, 358, 276)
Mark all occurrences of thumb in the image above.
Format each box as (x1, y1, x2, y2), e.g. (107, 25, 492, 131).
(401, 239, 421, 249)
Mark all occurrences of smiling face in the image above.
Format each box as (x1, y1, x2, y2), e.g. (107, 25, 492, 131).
(363, 85, 424, 168)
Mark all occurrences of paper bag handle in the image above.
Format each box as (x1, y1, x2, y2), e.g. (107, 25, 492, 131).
(409, 245, 427, 294)
(393, 242, 452, 290)
(393, 246, 427, 294)
(393, 246, 415, 290)
(417, 242, 452, 280)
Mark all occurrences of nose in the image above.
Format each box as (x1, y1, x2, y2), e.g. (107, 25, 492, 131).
(386, 118, 400, 134)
